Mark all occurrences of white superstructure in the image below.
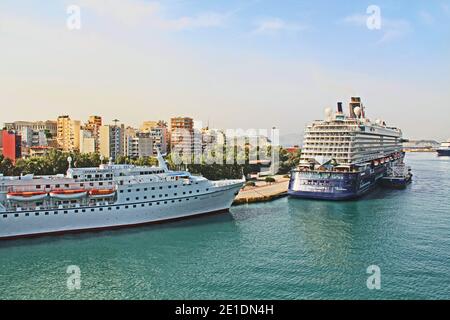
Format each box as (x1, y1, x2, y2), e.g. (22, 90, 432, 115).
(0, 152, 244, 239)
(299, 98, 403, 171)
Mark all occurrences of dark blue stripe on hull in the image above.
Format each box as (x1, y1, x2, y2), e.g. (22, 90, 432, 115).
(437, 150, 450, 156)
(289, 166, 386, 201)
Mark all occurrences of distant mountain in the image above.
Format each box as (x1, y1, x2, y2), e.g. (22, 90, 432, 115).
(279, 133, 303, 147)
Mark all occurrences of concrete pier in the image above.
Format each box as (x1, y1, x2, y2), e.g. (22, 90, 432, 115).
(233, 176, 289, 205)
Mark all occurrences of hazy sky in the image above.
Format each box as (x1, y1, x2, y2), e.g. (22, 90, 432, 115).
(1, 0, 449, 141)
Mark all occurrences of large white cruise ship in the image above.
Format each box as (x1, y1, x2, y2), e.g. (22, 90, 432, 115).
(289, 97, 407, 200)
(0, 152, 244, 239)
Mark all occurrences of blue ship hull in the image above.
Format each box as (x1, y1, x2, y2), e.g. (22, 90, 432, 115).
(289, 165, 388, 201)
(437, 149, 450, 156)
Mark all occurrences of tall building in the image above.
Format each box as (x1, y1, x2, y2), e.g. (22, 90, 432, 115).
(140, 121, 159, 133)
(1, 130, 21, 163)
(99, 124, 125, 161)
(149, 127, 168, 155)
(170, 117, 195, 154)
(4, 121, 57, 138)
(84, 116, 102, 153)
(57, 116, 81, 152)
(126, 133, 153, 158)
(79, 130, 96, 154)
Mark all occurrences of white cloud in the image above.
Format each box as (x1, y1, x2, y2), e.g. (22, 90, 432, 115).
(252, 18, 306, 35)
(342, 14, 412, 44)
(77, 0, 227, 30)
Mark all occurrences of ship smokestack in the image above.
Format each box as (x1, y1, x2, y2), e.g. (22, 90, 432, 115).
(337, 102, 343, 113)
(349, 97, 361, 118)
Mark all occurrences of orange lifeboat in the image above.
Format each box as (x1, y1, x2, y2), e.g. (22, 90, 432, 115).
(7, 191, 48, 202)
(89, 189, 116, 199)
(49, 189, 87, 200)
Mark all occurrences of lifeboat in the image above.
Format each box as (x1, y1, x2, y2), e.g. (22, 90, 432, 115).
(49, 189, 87, 200)
(7, 191, 48, 202)
(89, 189, 116, 199)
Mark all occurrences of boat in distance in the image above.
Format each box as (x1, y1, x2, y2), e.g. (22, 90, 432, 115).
(437, 140, 450, 156)
(0, 152, 244, 240)
(289, 97, 409, 200)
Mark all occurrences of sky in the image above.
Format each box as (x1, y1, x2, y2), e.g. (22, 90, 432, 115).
(0, 0, 449, 141)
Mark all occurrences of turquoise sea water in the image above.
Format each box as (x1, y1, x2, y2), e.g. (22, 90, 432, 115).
(0, 153, 449, 300)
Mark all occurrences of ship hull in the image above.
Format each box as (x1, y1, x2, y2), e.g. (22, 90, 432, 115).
(437, 149, 450, 156)
(0, 184, 242, 240)
(289, 164, 388, 201)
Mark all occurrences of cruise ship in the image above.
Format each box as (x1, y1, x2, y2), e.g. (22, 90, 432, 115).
(289, 97, 406, 200)
(0, 152, 244, 239)
(437, 140, 450, 156)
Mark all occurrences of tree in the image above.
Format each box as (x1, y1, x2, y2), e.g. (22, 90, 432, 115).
(265, 177, 276, 184)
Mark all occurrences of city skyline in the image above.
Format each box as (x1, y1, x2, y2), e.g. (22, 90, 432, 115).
(1, 0, 449, 141)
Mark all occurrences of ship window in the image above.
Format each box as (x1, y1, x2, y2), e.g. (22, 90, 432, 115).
(82, 209, 86, 213)
(133, 205, 137, 208)
(91, 209, 95, 212)
(125, 206, 129, 209)
(2, 215, 6, 218)
(171, 200, 175, 203)
(159, 195, 162, 198)
(15, 214, 19, 217)
(136, 189, 140, 192)
(197, 190, 200, 193)
(152, 195, 156, 199)
(136, 197, 139, 200)
(179, 199, 182, 202)
(168, 186, 172, 189)
(36, 185, 41, 189)
(195, 197, 198, 200)
(141, 204, 145, 207)
(164, 201, 167, 204)
(90, 183, 94, 187)
(99, 208, 103, 211)
(73, 175, 78, 179)
(64, 211, 68, 214)
(46, 185, 51, 189)
(126, 198, 130, 201)
(45, 212, 49, 215)
(116, 207, 120, 210)
(128, 190, 131, 193)
(65, 184, 69, 188)
(186, 198, 189, 201)
(189, 191, 192, 194)
(54, 211, 58, 215)
(174, 193, 177, 196)
(183, 192, 186, 195)
(56, 184, 60, 188)
(75, 210, 79, 213)
(174, 185, 178, 188)
(165, 194, 168, 197)
(144, 188, 148, 191)
(80, 183, 84, 187)
(99, 182, 103, 186)
(157, 202, 160, 205)
(159, 186, 163, 190)
(120, 190, 123, 193)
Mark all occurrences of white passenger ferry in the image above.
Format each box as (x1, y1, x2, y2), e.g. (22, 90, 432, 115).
(0, 152, 244, 239)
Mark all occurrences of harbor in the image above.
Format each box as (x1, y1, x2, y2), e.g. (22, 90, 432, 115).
(1, 153, 448, 300)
